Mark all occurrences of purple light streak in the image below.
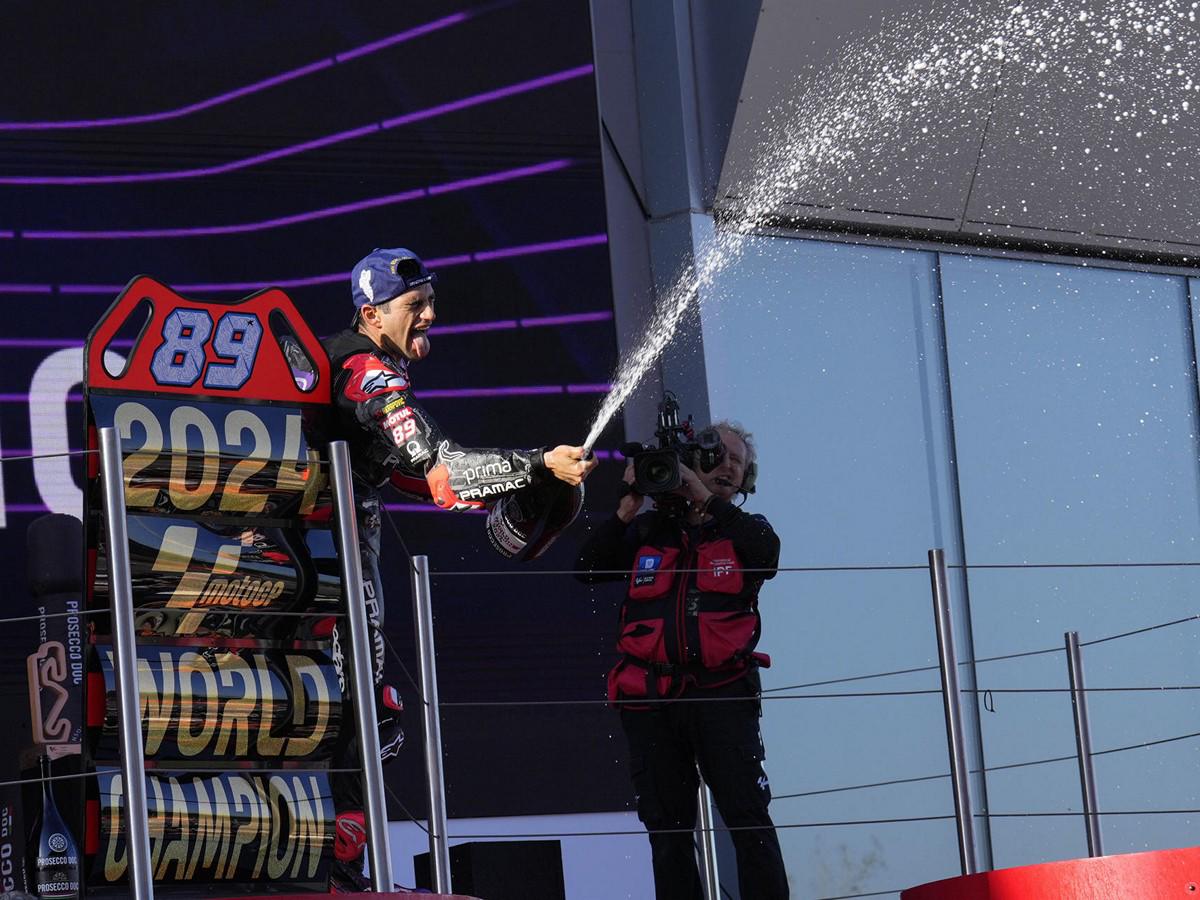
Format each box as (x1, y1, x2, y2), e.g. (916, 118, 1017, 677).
(432, 310, 612, 336)
(566, 384, 612, 394)
(17, 160, 571, 240)
(426, 159, 573, 195)
(57, 283, 136, 296)
(46, 232, 607, 294)
(0, 13, 470, 132)
(0, 394, 84, 402)
(418, 386, 566, 398)
(521, 311, 613, 328)
(433, 320, 520, 336)
(380, 65, 592, 129)
(424, 254, 473, 267)
(334, 15, 471, 62)
(0, 339, 85, 348)
(0, 284, 52, 294)
(474, 233, 607, 261)
(0, 65, 593, 186)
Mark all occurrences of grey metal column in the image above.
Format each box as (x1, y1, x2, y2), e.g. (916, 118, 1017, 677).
(696, 780, 720, 900)
(1065, 631, 1104, 857)
(328, 440, 394, 891)
(928, 548, 978, 875)
(411, 554, 451, 893)
(99, 426, 155, 900)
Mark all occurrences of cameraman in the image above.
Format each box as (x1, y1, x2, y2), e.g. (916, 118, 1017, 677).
(575, 423, 789, 899)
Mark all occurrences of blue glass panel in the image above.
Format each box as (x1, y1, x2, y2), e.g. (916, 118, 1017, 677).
(942, 256, 1200, 868)
(942, 256, 1200, 566)
(702, 236, 964, 896)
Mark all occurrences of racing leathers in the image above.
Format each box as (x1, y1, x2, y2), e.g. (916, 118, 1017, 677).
(323, 329, 552, 880)
(323, 329, 551, 687)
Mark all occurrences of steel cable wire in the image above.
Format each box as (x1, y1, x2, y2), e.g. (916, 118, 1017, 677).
(439, 682, 1200, 709)
(765, 612, 1200, 694)
(381, 628, 427, 708)
(773, 729, 1200, 802)
(0, 448, 98, 462)
(443, 806, 1200, 843)
(384, 781, 430, 835)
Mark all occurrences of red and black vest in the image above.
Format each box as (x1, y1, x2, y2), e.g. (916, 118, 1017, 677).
(608, 521, 774, 705)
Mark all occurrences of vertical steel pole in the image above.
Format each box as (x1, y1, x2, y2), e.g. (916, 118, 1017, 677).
(695, 780, 721, 900)
(328, 440, 394, 892)
(411, 554, 452, 893)
(1065, 631, 1104, 857)
(98, 427, 155, 900)
(928, 548, 978, 875)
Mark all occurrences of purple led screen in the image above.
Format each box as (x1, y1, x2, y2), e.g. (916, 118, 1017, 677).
(0, 0, 629, 835)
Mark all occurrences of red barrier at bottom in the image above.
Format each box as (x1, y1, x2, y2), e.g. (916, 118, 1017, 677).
(902, 845, 1200, 899)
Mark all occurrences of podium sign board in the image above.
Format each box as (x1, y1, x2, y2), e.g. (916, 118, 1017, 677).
(81, 277, 345, 893)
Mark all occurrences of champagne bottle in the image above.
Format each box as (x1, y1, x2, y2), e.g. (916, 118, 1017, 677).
(33, 756, 79, 900)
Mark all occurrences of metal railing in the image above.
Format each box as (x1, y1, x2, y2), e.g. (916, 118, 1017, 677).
(5, 445, 1200, 898)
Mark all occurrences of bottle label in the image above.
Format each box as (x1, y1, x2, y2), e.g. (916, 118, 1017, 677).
(36, 854, 78, 867)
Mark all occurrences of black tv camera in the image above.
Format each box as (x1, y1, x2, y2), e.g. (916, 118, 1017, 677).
(621, 393, 726, 496)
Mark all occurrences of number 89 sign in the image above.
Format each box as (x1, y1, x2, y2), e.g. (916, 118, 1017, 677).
(85, 276, 330, 405)
(151, 309, 264, 391)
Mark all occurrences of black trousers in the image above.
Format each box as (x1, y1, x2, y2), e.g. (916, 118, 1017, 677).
(620, 680, 790, 900)
(333, 491, 395, 815)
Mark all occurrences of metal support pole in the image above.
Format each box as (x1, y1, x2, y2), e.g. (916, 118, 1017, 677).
(695, 780, 720, 900)
(99, 426, 155, 900)
(411, 554, 452, 893)
(1065, 631, 1104, 857)
(928, 548, 978, 875)
(328, 440, 394, 892)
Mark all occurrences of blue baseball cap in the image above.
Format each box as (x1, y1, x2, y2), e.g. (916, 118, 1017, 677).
(351, 248, 438, 311)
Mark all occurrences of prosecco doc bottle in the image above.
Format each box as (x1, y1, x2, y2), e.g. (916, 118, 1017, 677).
(34, 756, 79, 900)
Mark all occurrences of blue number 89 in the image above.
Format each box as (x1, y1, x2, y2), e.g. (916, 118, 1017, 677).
(149, 308, 263, 390)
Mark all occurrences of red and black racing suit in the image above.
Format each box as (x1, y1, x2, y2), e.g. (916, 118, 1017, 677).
(323, 329, 550, 870)
(324, 329, 548, 688)
(576, 499, 790, 900)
